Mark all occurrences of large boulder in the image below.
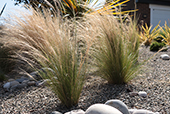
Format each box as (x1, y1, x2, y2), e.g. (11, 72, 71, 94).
(105, 99, 130, 114)
(85, 104, 122, 114)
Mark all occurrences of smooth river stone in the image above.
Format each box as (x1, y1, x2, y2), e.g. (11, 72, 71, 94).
(85, 104, 122, 114)
(105, 99, 130, 114)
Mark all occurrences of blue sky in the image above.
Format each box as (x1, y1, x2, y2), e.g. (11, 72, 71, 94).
(0, 0, 105, 24)
(0, 0, 105, 15)
(0, 0, 25, 17)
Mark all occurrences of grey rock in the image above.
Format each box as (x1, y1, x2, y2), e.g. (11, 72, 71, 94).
(10, 81, 20, 87)
(65, 109, 85, 114)
(160, 54, 170, 60)
(51, 111, 62, 114)
(16, 78, 28, 83)
(28, 76, 36, 81)
(41, 67, 55, 73)
(8, 78, 15, 82)
(138, 91, 147, 97)
(10, 83, 27, 92)
(85, 104, 122, 114)
(10, 85, 18, 92)
(29, 68, 54, 80)
(22, 80, 29, 84)
(27, 81, 36, 86)
(132, 109, 155, 114)
(3, 82, 10, 90)
(29, 71, 41, 80)
(129, 92, 138, 97)
(17, 83, 27, 88)
(21, 76, 27, 79)
(36, 79, 49, 87)
(30, 71, 39, 76)
(105, 99, 129, 114)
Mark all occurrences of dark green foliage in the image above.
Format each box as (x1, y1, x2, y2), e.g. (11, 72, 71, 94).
(154, 36, 163, 43)
(150, 41, 166, 51)
(0, 69, 6, 81)
(0, 44, 16, 74)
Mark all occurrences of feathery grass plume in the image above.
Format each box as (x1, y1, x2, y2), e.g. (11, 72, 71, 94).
(5, 7, 92, 108)
(88, 14, 140, 84)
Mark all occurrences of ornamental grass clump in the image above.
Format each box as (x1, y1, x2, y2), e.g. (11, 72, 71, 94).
(88, 14, 140, 84)
(5, 8, 92, 108)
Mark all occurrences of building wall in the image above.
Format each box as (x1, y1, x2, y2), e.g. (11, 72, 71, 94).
(136, 3, 150, 27)
(123, 1, 150, 26)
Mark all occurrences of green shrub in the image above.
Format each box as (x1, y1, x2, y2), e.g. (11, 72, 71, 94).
(0, 69, 5, 81)
(150, 41, 167, 51)
(0, 44, 16, 74)
(89, 14, 140, 84)
(5, 8, 91, 108)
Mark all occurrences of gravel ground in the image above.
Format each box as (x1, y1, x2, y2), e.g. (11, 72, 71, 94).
(0, 46, 170, 114)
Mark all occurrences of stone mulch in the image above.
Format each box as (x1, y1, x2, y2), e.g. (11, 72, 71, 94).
(0, 46, 170, 114)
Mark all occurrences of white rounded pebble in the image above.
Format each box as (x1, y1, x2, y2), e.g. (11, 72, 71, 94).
(133, 109, 155, 114)
(85, 104, 122, 114)
(129, 109, 137, 114)
(105, 99, 130, 114)
(154, 112, 159, 114)
(51, 111, 62, 114)
(138, 91, 147, 97)
(65, 109, 85, 114)
(160, 54, 170, 60)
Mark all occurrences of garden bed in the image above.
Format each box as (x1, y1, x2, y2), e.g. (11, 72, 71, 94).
(0, 46, 170, 113)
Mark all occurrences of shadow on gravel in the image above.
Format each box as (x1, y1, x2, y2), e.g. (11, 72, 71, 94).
(0, 75, 135, 114)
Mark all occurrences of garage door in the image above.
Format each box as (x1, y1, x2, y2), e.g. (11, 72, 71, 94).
(150, 4, 170, 28)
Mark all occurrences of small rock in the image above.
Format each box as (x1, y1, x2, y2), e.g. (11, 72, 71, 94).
(29, 71, 40, 80)
(138, 91, 147, 97)
(160, 54, 170, 60)
(16, 78, 28, 83)
(65, 109, 85, 114)
(128, 109, 137, 114)
(21, 76, 27, 79)
(16, 83, 27, 89)
(51, 111, 62, 114)
(22, 80, 29, 84)
(8, 78, 15, 82)
(133, 109, 155, 114)
(3, 82, 10, 90)
(10, 83, 27, 92)
(30, 70, 43, 80)
(105, 99, 129, 114)
(30, 71, 39, 76)
(85, 104, 122, 114)
(36, 79, 49, 87)
(10, 81, 20, 87)
(41, 67, 55, 73)
(28, 76, 36, 81)
(129, 92, 138, 97)
(27, 81, 36, 86)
